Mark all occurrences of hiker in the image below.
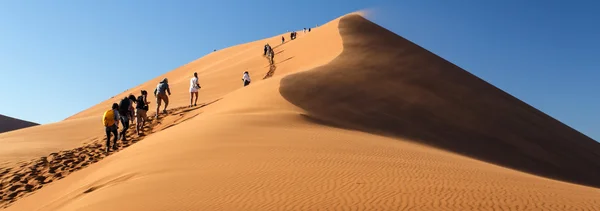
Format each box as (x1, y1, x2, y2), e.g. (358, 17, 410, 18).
(190, 72, 201, 107)
(135, 90, 150, 135)
(118, 94, 137, 142)
(281, 36, 285, 44)
(263, 44, 268, 56)
(304, 28, 306, 33)
(269, 48, 275, 64)
(242, 71, 251, 87)
(103, 103, 120, 152)
(290, 32, 294, 40)
(129, 96, 135, 124)
(154, 78, 171, 118)
(308, 28, 311, 32)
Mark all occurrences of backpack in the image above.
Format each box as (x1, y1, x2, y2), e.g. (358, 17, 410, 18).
(136, 95, 148, 111)
(118, 98, 130, 116)
(102, 109, 115, 127)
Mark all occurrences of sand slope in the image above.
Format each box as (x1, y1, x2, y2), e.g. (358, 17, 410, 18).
(3, 13, 600, 210)
(280, 15, 600, 188)
(0, 115, 37, 134)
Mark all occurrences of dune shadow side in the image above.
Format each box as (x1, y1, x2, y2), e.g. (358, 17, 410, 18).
(279, 14, 600, 188)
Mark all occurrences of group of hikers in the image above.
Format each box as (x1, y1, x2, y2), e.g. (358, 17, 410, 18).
(102, 72, 206, 153)
(101, 37, 277, 153)
(290, 31, 297, 40)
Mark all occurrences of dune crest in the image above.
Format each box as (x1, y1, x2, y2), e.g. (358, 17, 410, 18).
(2, 13, 600, 210)
(280, 14, 600, 188)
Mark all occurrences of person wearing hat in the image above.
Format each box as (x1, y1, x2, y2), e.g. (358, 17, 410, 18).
(154, 78, 171, 118)
(189, 72, 201, 107)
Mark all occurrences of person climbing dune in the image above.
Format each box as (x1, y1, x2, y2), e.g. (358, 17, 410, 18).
(135, 90, 149, 135)
(190, 72, 201, 107)
(242, 71, 251, 87)
(269, 48, 275, 65)
(154, 78, 171, 118)
(263, 44, 269, 56)
(118, 94, 137, 142)
(102, 103, 120, 153)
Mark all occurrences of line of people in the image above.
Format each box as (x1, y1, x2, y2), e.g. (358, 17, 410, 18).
(102, 71, 253, 153)
(102, 91, 149, 153)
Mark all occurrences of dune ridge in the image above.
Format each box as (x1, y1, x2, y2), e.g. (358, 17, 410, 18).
(2, 13, 600, 210)
(280, 14, 600, 188)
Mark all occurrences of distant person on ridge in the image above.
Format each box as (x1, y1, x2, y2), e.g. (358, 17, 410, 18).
(308, 28, 311, 32)
(303, 28, 306, 33)
(242, 71, 251, 87)
(281, 36, 285, 44)
(189, 72, 201, 107)
(118, 94, 137, 142)
(102, 103, 120, 152)
(135, 90, 150, 135)
(154, 78, 171, 118)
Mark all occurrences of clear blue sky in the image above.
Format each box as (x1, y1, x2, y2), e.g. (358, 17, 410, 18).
(0, 0, 598, 141)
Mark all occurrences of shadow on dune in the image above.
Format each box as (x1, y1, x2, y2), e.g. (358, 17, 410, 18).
(279, 15, 600, 188)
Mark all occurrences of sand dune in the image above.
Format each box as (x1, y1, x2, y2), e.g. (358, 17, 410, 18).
(0, 115, 37, 134)
(2, 13, 600, 210)
(280, 14, 600, 188)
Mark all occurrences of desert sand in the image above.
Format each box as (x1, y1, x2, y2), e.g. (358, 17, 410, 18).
(0, 115, 37, 134)
(1, 13, 599, 210)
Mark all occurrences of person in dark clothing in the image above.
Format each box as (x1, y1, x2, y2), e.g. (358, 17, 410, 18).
(269, 48, 275, 65)
(135, 90, 150, 135)
(281, 36, 285, 44)
(118, 94, 137, 142)
(308, 28, 311, 32)
(264, 44, 268, 56)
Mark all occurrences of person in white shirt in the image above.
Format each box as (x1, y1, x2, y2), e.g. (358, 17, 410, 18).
(242, 71, 251, 87)
(189, 72, 201, 107)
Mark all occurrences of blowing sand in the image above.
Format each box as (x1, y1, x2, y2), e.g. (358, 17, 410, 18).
(1, 13, 599, 210)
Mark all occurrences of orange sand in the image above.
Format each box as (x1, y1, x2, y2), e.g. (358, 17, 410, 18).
(1, 13, 599, 210)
